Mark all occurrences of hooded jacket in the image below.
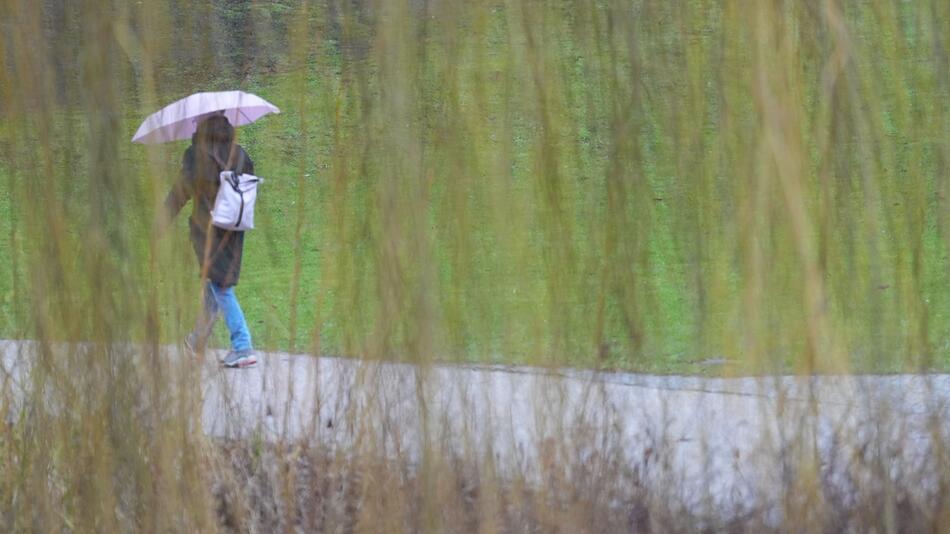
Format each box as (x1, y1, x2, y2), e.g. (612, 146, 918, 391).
(164, 138, 255, 287)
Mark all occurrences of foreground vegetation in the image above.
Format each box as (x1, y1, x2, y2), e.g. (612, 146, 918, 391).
(1, 0, 949, 531)
(1, 0, 949, 372)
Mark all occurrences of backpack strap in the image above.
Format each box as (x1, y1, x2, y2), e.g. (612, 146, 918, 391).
(205, 143, 241, 174)
(206, 149, 227, 171)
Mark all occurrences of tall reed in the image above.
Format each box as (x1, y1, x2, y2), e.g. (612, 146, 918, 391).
(0, 0, 947, 531)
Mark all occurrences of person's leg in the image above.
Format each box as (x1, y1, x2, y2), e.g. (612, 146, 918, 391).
(186, 282, 219, 352)
(208, 282, 253, 352)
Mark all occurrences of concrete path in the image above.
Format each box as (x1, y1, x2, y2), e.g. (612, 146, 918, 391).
(2, 340, 948, 515)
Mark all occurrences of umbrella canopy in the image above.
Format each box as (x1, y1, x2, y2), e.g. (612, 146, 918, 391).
(132, 90, 280, 144)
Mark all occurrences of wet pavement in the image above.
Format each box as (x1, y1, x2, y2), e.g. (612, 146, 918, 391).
(3, 340, 948, 515)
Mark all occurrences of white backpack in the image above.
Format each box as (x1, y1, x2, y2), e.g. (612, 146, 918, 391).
(207, 149, 262, 231)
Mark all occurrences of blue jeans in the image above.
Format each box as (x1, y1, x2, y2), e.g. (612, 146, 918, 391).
(195, 282, 253, 352)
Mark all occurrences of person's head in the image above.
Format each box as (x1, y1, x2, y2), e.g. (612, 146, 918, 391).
(194, 113, 234, 148)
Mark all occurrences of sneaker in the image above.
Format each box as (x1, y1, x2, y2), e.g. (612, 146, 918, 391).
(222, 349, 257, 368)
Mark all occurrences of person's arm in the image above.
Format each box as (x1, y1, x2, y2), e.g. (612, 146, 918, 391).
(157, 148, 195, 236)
(238, 146, 254, 175)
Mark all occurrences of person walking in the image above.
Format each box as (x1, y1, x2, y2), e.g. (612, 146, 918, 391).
(164, 114, 258, 368)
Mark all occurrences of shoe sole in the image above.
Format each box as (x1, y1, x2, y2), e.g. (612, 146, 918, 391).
(222, 356, 257, 369)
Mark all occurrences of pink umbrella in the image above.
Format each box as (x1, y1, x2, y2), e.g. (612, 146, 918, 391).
(132, 90, 280, 144)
